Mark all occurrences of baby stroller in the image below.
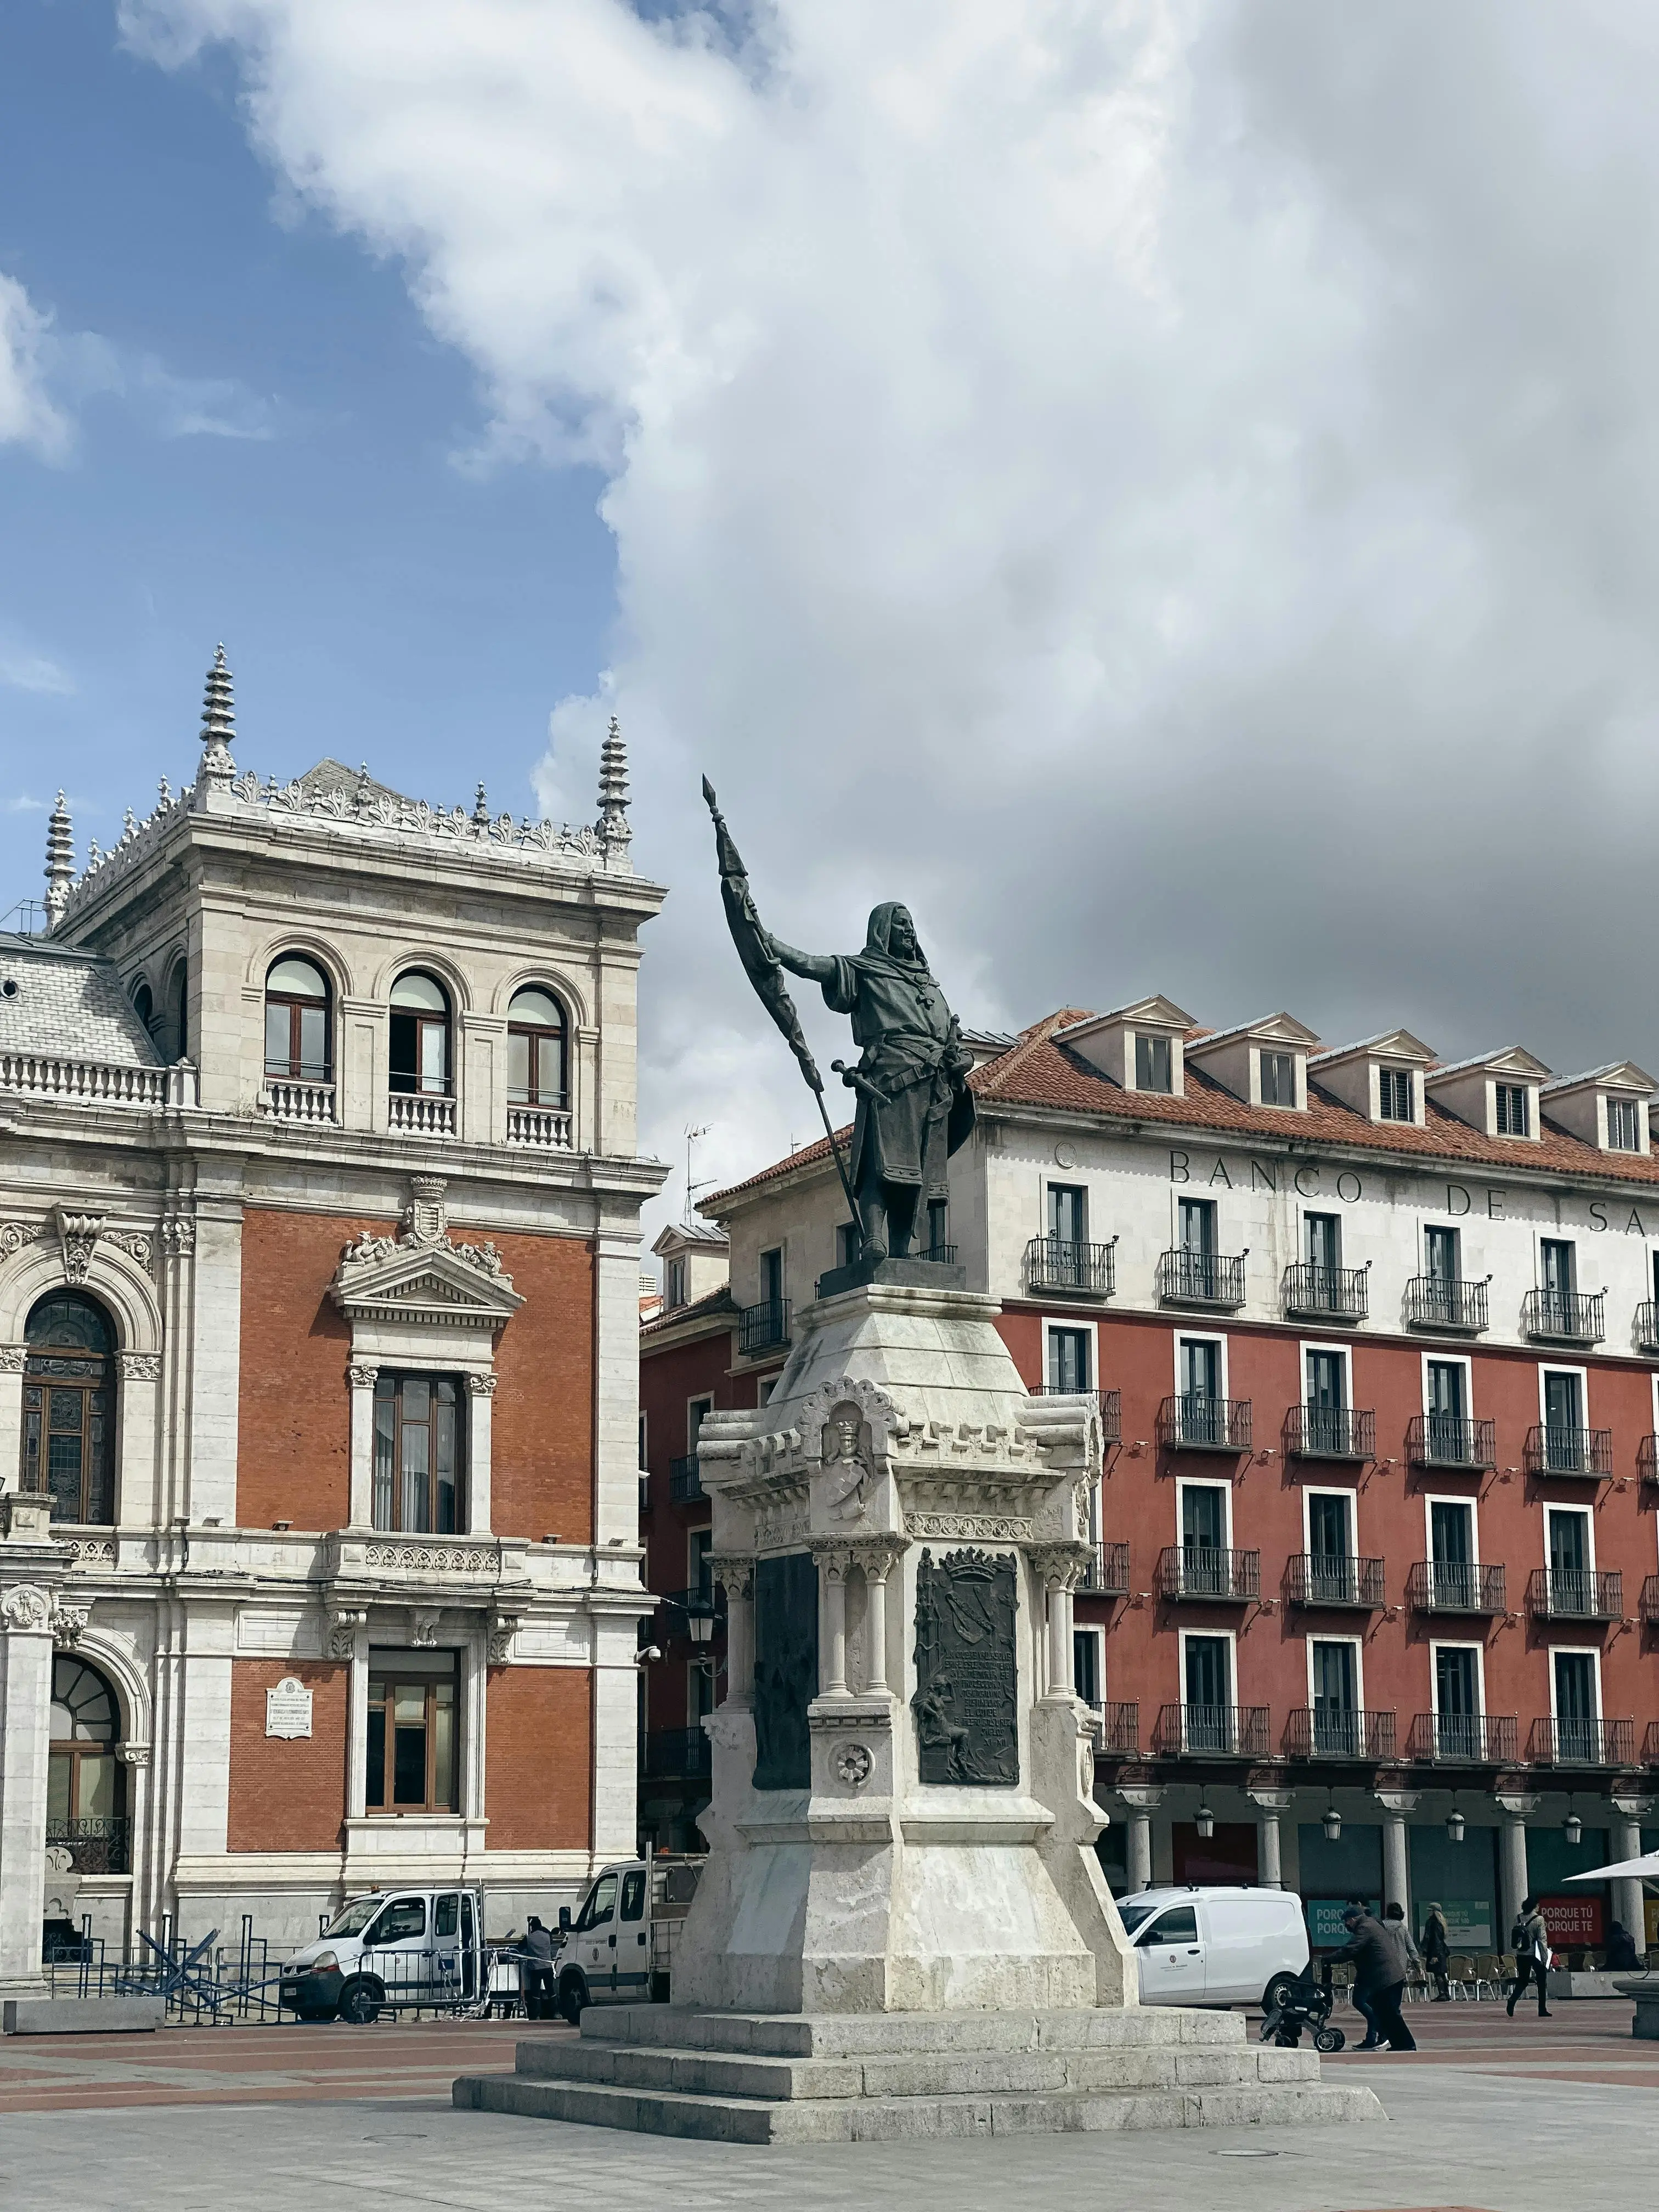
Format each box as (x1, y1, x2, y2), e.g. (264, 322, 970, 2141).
(1259, 1967, 1345, 2052)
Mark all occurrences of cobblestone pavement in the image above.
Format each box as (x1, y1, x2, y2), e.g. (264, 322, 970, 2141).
(2, 2005, 1654, 2212)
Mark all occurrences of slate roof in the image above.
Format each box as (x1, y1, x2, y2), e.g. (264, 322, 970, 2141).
(705, 1006, 1659, 1209)
(639, 1283, 738, 1340)
(0, 934, 165, 1067)
(296, 759, 419, 807)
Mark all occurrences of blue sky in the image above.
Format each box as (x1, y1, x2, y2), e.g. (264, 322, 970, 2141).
(0, 0, 613, 919)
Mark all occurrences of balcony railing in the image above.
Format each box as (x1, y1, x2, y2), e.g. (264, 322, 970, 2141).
(1406, 1560, 1507, 1616)
(1284, 1553, 1385, 1610)
(1640, 1575, 1659, 1624)
(643, 1726, 712, 1780)
(1523, 1425, 1613, 1479)
(1522, 1288, 1605, 1345)
(1645, 1721, 1659, 1767)
(668, 1454, 705, 1504)
(259, 1077, 336, 1124)
(387, 1092, 456, 1137)
(1284, 1707, 1396, 1761)
(2, 1051, 197, 1110)
(1154, 1703, 1271, 1758)
(1097, 1701, 1140, 1757)
(506, 1104, 573, 1149)
(1406, 1414, 1497, 1470)
(737, 1298, 791, 1356)
(1635, 1302, 1659, 1356)
(922, 1242, 958, 1266)
(1025, 1235, 1115, 1298)
(1284, 1404, 1375, 1461)
(1156, 1249, 1246, 1309)
(1527, 1566, 1623, 1622)
(1527, 1716, 1635, 1768)
(1404, 1276, 1488, 1334)
(1156, 1394, 1252, 1453)
(1155, 1545, 1260, 1602)
(45, 1816, 131, 1875)
(1081, 1539, 1131, 1596)
(1405, 1713, 1519, 1765)
(1280, 1262, 1368, 1322)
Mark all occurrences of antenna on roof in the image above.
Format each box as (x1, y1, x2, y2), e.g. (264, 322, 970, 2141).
(684, 1124, 713, 1226)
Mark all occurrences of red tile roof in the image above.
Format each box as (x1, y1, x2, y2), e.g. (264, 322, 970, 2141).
(704, 1008, 1659, 1210)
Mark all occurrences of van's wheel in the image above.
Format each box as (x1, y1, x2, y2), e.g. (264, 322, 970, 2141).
(557, 1972, 588, 2027)
(1262, 1972, 1300, 2016)
(337, 1978, 382, 2026)
(1314, 2026, 1345, 2053)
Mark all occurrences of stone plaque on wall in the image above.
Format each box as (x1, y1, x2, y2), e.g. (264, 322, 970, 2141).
(265, 1675, 314, 1740)
(752, 1551, 819, 1792)
(911, 1548, 1018, 1786)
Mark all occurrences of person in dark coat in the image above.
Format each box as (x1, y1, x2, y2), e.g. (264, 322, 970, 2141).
(520, 1916, 556, 2020)
(1331, 1905, 1415, 2051)
(1420, 1901, 1452, 2001)
(1605, 1920, 1641, 1972)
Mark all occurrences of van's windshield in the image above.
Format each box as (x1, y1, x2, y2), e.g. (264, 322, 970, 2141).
(322, 1895, 384, 1939)
(1115, 1901, 1156, 1936)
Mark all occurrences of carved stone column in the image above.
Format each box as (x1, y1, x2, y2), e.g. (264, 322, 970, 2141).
(347, 1364, 379, 1528)
(1373, 1784, 1419, 1914)
(810, 1541, 853, 1699)
(465, 1370, 496, 1534)
(1029, 1543, 1092, 1701)
(707, 1555, 754, 1710)
(1496, 1787, 1539, 1936)
(1248, 1776, 1295, 1889)
(845, 1535, 905, 1697)
(1611, 1793, 1656, 1957)
(1115, 1771, 1165, 1894)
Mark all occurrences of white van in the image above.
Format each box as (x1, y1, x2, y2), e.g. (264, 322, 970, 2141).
(1116, 1885, 1308, 2011)
(279, 1886, 484, 2023)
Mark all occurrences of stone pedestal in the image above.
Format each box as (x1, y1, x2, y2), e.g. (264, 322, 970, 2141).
(459, 1275, 1379, 2137)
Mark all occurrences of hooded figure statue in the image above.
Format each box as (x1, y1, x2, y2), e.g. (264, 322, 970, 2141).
(764, 902, 975, 1262)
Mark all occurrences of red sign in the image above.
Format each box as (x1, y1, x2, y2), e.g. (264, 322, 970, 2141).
(1538, 1893, 1604, 1948)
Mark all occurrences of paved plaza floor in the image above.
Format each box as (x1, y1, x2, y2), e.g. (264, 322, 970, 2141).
(1, 2004, 1653, 2212)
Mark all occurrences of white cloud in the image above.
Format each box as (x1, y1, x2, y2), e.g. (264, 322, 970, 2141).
(4, 795, 48, 814)
(121, 0, 1659, 1227)
(0, 641, 74, 696)
(0, 273, 74, 461)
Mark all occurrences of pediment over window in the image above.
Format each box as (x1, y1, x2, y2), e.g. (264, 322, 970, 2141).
(331, 1235, 524, 1331)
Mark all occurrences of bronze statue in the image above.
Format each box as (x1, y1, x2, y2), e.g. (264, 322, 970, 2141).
(703, 781, 974, 1265)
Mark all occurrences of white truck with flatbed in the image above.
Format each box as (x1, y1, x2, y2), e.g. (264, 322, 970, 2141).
(551, 1854, 703, 2023)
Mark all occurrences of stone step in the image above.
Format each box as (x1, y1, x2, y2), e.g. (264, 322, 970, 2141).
(515, 2034, 1321, 2102)
(454, 2070, 1381, 2144)
(575, 2003, 1248, 2058)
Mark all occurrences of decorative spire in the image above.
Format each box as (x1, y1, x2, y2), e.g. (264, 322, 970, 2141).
(473, 781, 490, 827)
(43, 791, 73, 930)
(199, 644, 236, 785)
(596, 716, 631, 859)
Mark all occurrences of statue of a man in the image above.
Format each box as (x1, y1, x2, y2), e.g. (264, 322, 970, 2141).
(763, 903, 975, 1263)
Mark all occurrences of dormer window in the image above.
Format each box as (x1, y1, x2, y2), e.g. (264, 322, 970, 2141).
(390, 971, 451, 1096)
(1260, 1051, 1295, 1108)
(264, 955, 331, 1082)
(1609, 1099, 1640, 1152)
(1495, 1084, 1528, 1137)
(1379, 1069, 1414, 1121)
(1539, 1062, 1653, 1156)
(1185, 1012, 1317, 1110)
(1135, 1035, 1172, 1093)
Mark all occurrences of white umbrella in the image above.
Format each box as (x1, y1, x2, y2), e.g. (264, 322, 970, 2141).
(1562, 1850, 1659, 1883)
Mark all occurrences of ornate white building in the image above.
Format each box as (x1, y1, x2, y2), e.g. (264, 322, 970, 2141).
(0, 651, 665, 1986)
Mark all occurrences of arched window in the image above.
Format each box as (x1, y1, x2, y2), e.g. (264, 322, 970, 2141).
(264, 954, 331, 1082)
(131, 979, 154, 1035)
(166, 959, 189, 1062)
(21, 1292, 115, 1524)
(507, 986, 568, 1109)
(390, 970, 451, 1096)
(49, 1655, 127, 1870)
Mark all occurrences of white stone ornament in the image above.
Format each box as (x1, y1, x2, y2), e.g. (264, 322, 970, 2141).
(265, 1677, 314, 1739)
(833, 1742, 873, 1788)
(1, 1585, 52, 1630)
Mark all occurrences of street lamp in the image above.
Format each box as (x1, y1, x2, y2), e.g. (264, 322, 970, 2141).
(1194, 1801, 1215, 1840)
(1323, 1791, 1342, 1843)
(686, 1600, 715, 1649)
(1446, 1794, 1465, 1845)
(1562, 1807, 1583, 1848)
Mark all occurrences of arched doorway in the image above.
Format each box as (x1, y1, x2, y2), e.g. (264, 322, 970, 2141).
(20, 1290, 116, 1524)
(48, 1654, 129, 1873)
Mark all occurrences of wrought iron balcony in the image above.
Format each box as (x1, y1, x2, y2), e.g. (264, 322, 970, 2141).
(1081, 1539, 1131, 1596)
(1284, 1707, 1395, 1761)
(1405, 1712, 1518, 1765)
(1155, 1545, 1260, 1602)
(45, 1816, 131, 1875)
(1097, 1701, 1140, 1758)
(737, 1297, 791, 1356)
(643, 1726, 712, 1780)
(1404, 1276, 1488, 1334)
(1281, 1262, 1368, 1322)
(1025, 1235, 1115, 1298)
(1406, 1560, 1506, 1616)
(1527, 1716, 1635, 1768)
(1154, 1703, 1271, 1758)
(1645, 1721, 1659, 1767)
(1521, 1288, 1605, 1345)
(1406, 1414, 1497, 1470)
(1635, 1302, 1659, 1356)
(1641, 1575, 1659, 1625)
(1156, 1394, 1252, 1453)
(1284, 1553, 1385, 1610)
(1527, 1566, 1623, 1622)
(1523, 1425, 1613, 1479)
(1640, 1435, 1659, 1490)
(668, 1454, 705, 1505)
(1284, 1403, 1375, 1461)
(922, 1242, 958, 1266)
(1156, 1249, 1246, 1310)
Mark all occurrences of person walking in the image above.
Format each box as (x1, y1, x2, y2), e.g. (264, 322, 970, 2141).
(1331, 1905, 1414, 2051)
(520, 1915, 556, 2021)
(1506, 1897, 1552, 2019)
(1374, 1904, 1420, 2051)
(1420, 1901, 1452, 2001)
